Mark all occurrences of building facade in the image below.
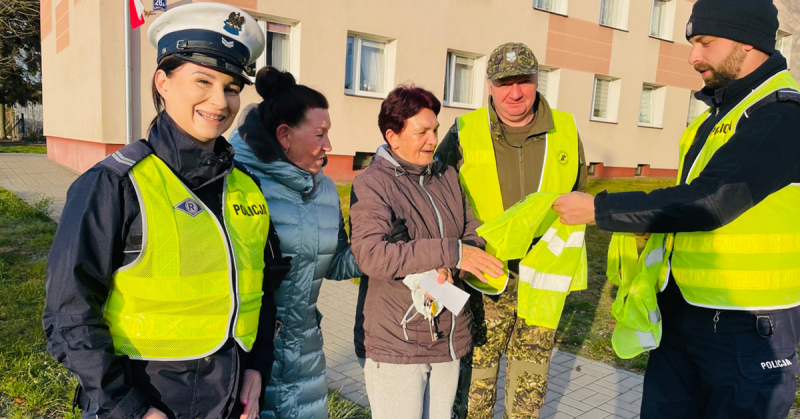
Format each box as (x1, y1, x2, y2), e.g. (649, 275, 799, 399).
(41, 0, 799, 179)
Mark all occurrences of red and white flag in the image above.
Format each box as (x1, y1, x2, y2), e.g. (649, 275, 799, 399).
(130, 0, 145, 29)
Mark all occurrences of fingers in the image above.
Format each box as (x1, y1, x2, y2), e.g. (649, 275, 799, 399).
(461, 245, 504, 278)
(239, 370, 261, 419)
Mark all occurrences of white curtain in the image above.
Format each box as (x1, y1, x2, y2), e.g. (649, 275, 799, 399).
(650, 1, 666, 37)
(639, 86, 654, 124)
(360, 39, 385, 93)
(538, 69, 549, 101)
(535, 0, 561, 12)
(267, 31, 290, 71)
(593, 79, 609, 119)
(345, 37, 355, 90)
(453, 56, 473, 104)
(600, 0, 622, 27)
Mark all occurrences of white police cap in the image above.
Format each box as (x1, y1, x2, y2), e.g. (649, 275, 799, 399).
(147, 3, 265, 83)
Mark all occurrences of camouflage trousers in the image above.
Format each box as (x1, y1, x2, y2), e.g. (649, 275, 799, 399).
(461, 276, 556, 419)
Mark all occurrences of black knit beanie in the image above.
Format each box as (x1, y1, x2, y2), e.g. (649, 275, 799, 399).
(685, 0, 779, 54)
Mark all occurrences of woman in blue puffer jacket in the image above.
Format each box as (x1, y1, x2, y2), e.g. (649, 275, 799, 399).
(228, 67, 359, 419)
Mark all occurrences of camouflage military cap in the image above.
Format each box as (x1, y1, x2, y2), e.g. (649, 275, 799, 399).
(486, 42, 539, 80)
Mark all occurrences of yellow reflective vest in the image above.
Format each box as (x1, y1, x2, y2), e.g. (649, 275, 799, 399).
(477, 192, 587, 328)
(608, 70, 800, 357)
(458, 106, 579, 295)
(103, 155, 270, 360)
(671, 71, 800, 310)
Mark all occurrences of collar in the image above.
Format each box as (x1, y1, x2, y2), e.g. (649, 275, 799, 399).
(695, 53, 788, 108)
(374, 144, 443, 178)
(147, 112, 234, 190)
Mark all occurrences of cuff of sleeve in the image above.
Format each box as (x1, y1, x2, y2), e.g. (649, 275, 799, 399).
(104, 387, 150, 419)
(594, 190, 614, 231)
(456, 240, 462, 270)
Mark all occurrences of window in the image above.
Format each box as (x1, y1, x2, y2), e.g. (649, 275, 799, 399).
(686, 91, 708, 126)
(638, 83, 665, 128)
(591, 76, 621, 123)
(246, 20, 293, 79)
(444, 52, 477, 108)
(345, 34, 395, 97)
(599, 0, 629, 30)
(649, 0, 676, 40)
(776, 31, 793, 69)
(532, 0, 567, 15)
(537, 67, 561, 108)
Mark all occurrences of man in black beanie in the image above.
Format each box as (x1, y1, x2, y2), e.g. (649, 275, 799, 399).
(552, 0, 800, 418)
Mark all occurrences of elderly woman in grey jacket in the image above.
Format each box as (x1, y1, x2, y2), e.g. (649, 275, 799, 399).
(350, 85, 503, 419)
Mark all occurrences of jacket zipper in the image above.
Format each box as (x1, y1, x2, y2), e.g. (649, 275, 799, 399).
(218, 182, 241, 345)
(417, 173, 457, 361)
(518, 147, 525, 199)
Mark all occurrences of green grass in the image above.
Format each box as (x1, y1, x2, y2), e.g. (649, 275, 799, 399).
(0, 187, 372, 418)
(0, 144, 46, 154)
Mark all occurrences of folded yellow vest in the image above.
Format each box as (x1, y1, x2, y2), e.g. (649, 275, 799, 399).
(478, 192, 587, 328)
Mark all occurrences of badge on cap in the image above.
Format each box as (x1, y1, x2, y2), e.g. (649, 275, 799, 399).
(686, 21, 693, 38)
(224, 12, 245, 36)
(506, 51, 517, 63)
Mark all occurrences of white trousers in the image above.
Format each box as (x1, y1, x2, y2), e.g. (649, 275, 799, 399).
(363, 358, 460, 419)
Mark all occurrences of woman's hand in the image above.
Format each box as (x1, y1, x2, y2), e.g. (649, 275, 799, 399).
(239, 369, 262, 419)
(460, 245, 504, 281)
(143, 407, 168, 419)
(426, 268, 453, 300)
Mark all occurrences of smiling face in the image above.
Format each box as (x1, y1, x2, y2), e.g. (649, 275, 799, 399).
(385, 108, 439, 165)
(488, 74, 538, 127)
(155, 62, 243, 144)
(688, 36, 747, 90)
(277, 108, 332, 175)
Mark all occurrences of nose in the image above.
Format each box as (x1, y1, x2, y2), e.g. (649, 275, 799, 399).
(209, 85, 227, 109)
(322, 134, 332, 152)
(508, 83, 523, 100)
(688, 44, 702, 66)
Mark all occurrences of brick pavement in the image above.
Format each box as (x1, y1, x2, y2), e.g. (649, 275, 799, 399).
(1, 153, 644, 418)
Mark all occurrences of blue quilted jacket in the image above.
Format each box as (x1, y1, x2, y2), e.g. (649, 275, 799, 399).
(230, 128, 360, 419)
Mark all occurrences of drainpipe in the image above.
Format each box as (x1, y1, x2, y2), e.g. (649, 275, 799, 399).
(123, 0, 133, 145)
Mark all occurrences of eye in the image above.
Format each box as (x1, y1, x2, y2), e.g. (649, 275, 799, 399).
(197, 79, 212, 86)
(225, 86, 241, 95)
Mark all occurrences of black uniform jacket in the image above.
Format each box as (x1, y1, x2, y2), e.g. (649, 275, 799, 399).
(42, 113, 280, 419)
(595, 52, 800, 234)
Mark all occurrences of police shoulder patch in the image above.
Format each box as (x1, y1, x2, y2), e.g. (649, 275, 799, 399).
(98, 140, 153, 177)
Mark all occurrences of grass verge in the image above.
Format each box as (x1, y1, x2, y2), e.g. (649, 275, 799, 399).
(0, 144, 47, 154)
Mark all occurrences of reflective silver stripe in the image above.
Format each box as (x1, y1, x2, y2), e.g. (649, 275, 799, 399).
(519, 264, 534, 284)
(644, 248, 664, 268)
(564, 231, 585, 248)
(648, 309, 661, 324)
(541, 227, 558, 243)
(530, 272, 571, 292)
(635, 330, 658, 350)
(112, 151, 136, 166)
(547, 234, 566, 256)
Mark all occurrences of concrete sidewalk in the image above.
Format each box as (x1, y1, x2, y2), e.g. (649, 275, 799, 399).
(0, 153, 643, 419)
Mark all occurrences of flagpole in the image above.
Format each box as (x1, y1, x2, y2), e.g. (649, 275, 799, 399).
(124, 0, 133, 145)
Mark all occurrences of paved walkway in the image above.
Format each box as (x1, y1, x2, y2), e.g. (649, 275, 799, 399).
(0, 153, 644, 418)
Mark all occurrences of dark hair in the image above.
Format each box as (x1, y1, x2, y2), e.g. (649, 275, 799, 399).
(378, 85, 441, 142)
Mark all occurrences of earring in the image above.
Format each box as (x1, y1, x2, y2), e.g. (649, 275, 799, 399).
(283, 147, 290, 153)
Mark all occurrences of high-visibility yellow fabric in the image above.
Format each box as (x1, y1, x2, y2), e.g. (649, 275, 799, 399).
(477, 192, 587, 328)
(458, 107, 579, 294)
(607, 233, 670, 359)
(104, 155, 270, 360)
(671, 70, 800, 310)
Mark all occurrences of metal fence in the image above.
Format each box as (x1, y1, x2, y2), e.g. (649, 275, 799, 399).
(3, 103, 43, 141)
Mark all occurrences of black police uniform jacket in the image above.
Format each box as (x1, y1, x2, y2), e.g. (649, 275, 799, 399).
(43, 112, 280, 419)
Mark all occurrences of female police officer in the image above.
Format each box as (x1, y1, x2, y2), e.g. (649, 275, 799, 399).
(42, 3, 285, 419)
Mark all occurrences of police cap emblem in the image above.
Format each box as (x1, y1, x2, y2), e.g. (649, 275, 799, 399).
(506, 51, 517, 63)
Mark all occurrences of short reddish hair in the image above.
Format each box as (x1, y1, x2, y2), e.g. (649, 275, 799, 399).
(378, 85, 441, 142)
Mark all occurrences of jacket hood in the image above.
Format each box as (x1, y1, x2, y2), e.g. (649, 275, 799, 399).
(231, 131, 318, 195)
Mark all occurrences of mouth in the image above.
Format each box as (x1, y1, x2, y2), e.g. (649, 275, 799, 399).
(197, 110, 226, 123)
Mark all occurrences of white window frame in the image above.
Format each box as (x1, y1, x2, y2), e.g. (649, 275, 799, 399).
(537, 66, 561, 109)
(649, 0, 676, 41)
(777, 30, 793, 69)
(590, 76, 621, 123)
(532, 0, 568, 15)
(599, 0, 630, 31)
(344, 32, 396, 98)
(246, 17, 299, 83)
(686, 90, 708, 126)
(638, 83, 666, 128)
(443, 50, 485, 109)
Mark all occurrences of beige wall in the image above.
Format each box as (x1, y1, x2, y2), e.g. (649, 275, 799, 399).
(42, 0, 800, 174)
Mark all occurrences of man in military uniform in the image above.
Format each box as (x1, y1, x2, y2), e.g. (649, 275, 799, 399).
(437, 42, 588, 419)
